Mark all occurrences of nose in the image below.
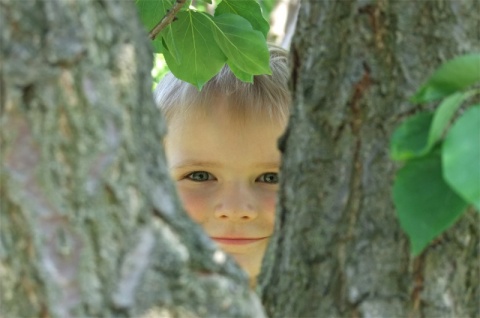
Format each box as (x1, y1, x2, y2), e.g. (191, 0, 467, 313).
(214, 182, 258, 221)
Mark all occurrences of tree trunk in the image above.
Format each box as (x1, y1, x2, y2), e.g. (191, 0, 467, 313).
(0, 1, 263, 317)
(261, 0, 479, 317)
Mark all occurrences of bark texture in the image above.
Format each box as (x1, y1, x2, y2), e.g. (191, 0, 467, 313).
(0, 1, 263, 317)
(261, 0, 479, 317)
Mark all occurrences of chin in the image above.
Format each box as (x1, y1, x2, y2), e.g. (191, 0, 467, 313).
(232, 255, 260, 280)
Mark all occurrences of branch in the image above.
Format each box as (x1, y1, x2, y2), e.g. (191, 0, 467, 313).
(149, 0, 187, 40)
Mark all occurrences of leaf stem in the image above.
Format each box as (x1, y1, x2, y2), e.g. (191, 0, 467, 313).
(149, 0, 187, 40)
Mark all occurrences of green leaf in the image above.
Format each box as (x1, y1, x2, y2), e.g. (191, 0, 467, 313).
(428, 91, 475, 149)
(393, 151, 469, 255)
(215, 0, 270, 38)
(162, 11, 227, 90)
(412, 54, 480, 103)
(136, 0, 173, 31)
(136, 0, 175, 54)
(160, 27, 180, 62)
(227, 61, 254, 83)
(211, 13, 271, 76)
(442, 105, 480, 211)
(258, 0, 276, 20)
(152, 37, 164, 54)
(390, 112, 433, 161)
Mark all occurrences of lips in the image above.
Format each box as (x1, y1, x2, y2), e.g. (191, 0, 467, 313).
(211, 237, 268, 245)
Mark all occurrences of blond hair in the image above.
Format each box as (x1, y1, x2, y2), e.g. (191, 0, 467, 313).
(154, 44, 291, 125)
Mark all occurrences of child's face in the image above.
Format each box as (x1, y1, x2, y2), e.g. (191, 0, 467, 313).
(164, 101, 285, 282)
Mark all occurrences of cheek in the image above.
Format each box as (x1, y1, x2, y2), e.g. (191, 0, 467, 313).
(176, 186, 210, 223)
(258, 189, 278, 224)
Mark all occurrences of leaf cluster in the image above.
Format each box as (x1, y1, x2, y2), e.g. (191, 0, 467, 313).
(390, 54, 480, 255)
(136, 0, 271, 89)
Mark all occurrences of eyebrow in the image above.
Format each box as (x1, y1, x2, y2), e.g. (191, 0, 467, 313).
(171, 161, 222, 170)
(256, 162, 281, 170)
(170, 160, 280, 170)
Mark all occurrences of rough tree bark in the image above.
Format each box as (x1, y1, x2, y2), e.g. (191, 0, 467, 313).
(261, 0, 479, 317)
(0, 1, 263, 317)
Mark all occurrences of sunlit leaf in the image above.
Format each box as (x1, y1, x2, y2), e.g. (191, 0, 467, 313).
(215, 0, 270, 37)
(136, 0, 175, 54)
(162, 11, 226, 90)
(412, 54, 480, 103)
(212, 13, 271, 77)
(152, 39, 164, 54)
(390, 112, 433, 161)
(136, 0, 173, 30)
(428, 91, 475, 148)
(227, 61, 254, 83)
(161, 27, 180, 62)
(258, 0, 276, 20)
(393, 151, 468, 255)
(390, 92, 474, 161)
(135, 0, 173, 31)
(443, 105, 480, 211)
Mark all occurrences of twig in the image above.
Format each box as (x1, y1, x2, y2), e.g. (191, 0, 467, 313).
(149, 0, 187, 40)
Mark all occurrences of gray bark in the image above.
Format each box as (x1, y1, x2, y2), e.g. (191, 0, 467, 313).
(0, 1, 263, 317)
(261, 0, 479, 317)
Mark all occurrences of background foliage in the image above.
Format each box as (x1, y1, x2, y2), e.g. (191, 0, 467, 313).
(391, 54, 480, 255)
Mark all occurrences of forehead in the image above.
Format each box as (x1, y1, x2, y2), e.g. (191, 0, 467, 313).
(164, 104, 286, 169)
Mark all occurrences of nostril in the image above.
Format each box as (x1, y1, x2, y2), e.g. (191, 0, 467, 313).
(214, 197, 257, 220)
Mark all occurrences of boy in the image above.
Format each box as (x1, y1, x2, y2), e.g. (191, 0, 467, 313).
(154, 45, 291, 287)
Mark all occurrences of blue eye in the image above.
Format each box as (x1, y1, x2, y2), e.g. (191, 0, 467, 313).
(186, 171, 214, 182)
(257, 172, 279, 184)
